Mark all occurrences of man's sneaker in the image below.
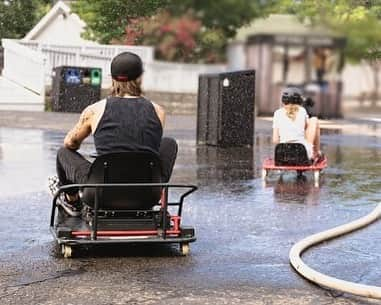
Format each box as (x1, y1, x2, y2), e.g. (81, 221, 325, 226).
(48, 175, 60, 196)
(56, 195, 82, 217)
(48, 176, 82, 217)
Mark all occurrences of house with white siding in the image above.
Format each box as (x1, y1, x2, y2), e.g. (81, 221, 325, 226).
(23, 0, 93, 45)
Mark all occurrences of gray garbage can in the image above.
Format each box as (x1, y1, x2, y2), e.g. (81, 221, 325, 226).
(51, 66, 102, 113)
(197, 70, 256, 147)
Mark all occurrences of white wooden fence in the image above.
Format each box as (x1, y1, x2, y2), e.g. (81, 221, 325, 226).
(19, 40, 155, 62)
(4, 39, 226, 94)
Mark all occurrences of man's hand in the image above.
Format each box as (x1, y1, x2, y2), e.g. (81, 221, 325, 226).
(64, 106, 94, 150)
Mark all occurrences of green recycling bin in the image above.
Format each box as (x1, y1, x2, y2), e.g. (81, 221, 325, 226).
(91, 68, 102, 86)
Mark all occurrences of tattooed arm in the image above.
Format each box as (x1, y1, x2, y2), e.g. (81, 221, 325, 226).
(64, 106, 94, 150)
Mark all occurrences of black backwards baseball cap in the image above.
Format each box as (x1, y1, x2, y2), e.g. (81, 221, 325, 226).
(281, 87, 303, 105)
(111, 52, 143, 82)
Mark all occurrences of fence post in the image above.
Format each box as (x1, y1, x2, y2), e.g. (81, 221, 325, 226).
(75, 49, 80, 66)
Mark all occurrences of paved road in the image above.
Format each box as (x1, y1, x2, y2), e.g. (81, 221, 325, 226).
(0, 111, 380, 305)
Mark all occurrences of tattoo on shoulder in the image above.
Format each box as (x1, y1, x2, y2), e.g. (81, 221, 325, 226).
(80, 108, 95, 124)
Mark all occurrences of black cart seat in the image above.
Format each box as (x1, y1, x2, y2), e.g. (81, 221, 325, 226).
(81, 151, 162, 210)
(274, 143, 311, 166)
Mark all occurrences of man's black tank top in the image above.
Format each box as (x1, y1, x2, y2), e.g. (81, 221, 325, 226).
(94, 97, 162, 156)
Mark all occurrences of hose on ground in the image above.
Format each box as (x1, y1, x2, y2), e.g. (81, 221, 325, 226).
(289, 202, 381, 299)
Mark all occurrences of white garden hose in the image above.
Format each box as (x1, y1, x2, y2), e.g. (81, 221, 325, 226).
(289, 202, 381, 299)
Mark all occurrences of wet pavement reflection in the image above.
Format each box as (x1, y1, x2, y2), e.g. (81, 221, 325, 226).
(0, 125, 381, 303)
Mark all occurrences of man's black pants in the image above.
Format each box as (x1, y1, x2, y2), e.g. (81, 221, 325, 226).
(56, 137, 178, 195)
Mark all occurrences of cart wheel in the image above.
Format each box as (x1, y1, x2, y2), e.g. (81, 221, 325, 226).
(61, 244, 72, 258)
(261, 169, 267, 180)
(180, 243, 190, 256)
(314, 170, 320, 187)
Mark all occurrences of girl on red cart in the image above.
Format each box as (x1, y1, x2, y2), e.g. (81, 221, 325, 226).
(272, 87, 323, 164)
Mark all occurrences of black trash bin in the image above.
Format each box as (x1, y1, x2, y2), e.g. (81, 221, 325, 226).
(197, 70, 255, 147)
(52, 66, 102, 113)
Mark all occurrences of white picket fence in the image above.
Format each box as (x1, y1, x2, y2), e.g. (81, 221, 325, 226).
(19, 40, 155, 61)
(3, 39, 226, 94)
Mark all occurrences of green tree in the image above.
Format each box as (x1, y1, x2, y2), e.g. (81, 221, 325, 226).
(72, 0, 271, 62)
(129, 11, 203, 62)
(72, 0, 170, 44)
(166, 0, 268, 39)
(0, 0, 50, 42)
(161, 0, 270, 62)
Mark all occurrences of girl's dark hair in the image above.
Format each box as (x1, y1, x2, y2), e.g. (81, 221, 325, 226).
(281, 91, 303, 105)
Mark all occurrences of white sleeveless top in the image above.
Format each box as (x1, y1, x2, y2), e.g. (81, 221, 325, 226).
(272, 106, 308, 143)
(273, 106, 313, 159)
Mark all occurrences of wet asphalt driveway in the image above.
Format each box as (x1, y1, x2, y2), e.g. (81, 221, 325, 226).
(0, 113, 381, 305)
